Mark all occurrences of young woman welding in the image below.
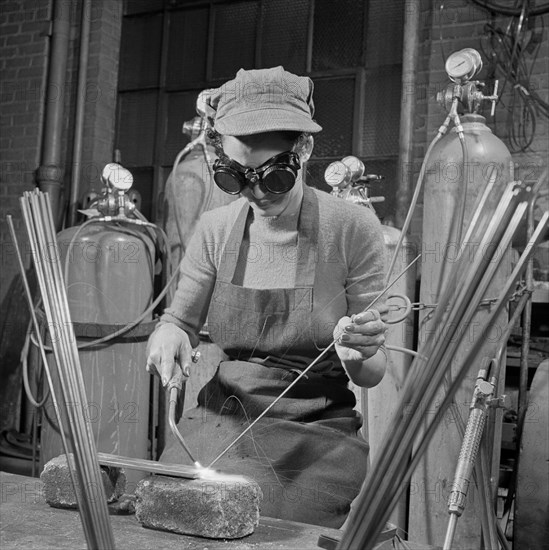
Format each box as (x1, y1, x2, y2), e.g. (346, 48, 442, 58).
(146, 66, 388, 528)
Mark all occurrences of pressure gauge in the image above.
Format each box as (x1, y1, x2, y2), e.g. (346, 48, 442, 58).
(341, 156, 365, 181)
(102, 163, 133, 191)
(445, 48, 483, 83)
(324, 161, 352, 189)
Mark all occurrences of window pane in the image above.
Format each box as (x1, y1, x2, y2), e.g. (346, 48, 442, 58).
(312, 0, 364, 71)
(260, 0, 308, 74)
(124, 0, 164, 16)
(167, 8, 209, 88)
(129, 167, 154, 220)
(116, 91, 158, 166)
(365, 0, 404, 68)
(163, 91, 201, 164)
(362, 70, 401, 158)
(311, 77, 356, 158)
(212, 1, 258, 80)
(119, 14, 163, 90)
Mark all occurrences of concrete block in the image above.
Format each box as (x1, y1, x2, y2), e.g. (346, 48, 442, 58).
(135, 474, 262, 539)
(40, 453, 126, 509)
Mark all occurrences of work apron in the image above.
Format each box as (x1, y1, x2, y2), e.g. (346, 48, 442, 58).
(160, 187, 370, 528)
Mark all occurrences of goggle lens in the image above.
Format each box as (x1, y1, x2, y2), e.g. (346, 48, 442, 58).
(213, 169, 242, 195)
(262, 168, 296, 194)
(213, 151, 300, 195)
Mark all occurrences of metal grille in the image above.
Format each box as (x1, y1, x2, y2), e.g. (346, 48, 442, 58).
(361, 158, 398, 223)
(118, 13, 163, 91)
(124, 0, 164, 16)
(259, 0, 309, 74)
(365, 0, 404, 68)
(312, 0, 364, 71)
(311, 77, 356, 159)
(163, 91, 199, 165)
(130, 167, 154, 220)
(167, 8, 209, 88)
(361, 69, 401, 158)
(116, 90, 158, 167)
(212, 1, 259, 80)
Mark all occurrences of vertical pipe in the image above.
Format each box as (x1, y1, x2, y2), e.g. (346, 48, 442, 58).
(36, 0, 71, 226)
(395, 0, 421, 228)
(67, 0, 92, 227)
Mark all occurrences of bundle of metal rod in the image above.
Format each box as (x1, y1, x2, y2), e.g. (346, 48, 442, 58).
(338, 180, 548, 550)
(20, 190, 115, 549)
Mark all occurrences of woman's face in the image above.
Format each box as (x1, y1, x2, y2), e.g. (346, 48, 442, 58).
(221, 133, 303, 217)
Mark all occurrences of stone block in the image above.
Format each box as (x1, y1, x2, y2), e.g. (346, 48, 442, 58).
(135, 474, 262, 539)
(40, 453, 126, 509)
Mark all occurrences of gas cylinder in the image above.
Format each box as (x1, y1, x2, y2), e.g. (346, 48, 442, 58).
(39, 166, 157, 489)
(409, 88, 513, 543)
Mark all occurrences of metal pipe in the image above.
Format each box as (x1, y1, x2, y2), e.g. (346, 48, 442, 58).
(37, 0, 70, 225)
(517, 194, 535, 436)
(67, 0, 92, 227)
(395, 0, 421, 228)
(386, 132, 442, 283)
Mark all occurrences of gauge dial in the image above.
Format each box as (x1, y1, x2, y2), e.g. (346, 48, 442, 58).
(102, 163, 133, 191)
(324, 161, 352, 189)
(445, 49, 482, 83)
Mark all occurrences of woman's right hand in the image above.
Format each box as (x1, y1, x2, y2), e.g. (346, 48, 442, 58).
(146, 323, 193, 387)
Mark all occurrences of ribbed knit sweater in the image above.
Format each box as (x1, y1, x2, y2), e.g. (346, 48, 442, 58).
(161, 184, 387, 352)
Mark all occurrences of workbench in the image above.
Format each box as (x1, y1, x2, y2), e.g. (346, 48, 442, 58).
(0, 471, 387, 550)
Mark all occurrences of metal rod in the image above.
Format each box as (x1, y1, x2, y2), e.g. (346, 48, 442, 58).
(443, 514, 458, 550)
(21, 193, 94, 545)
(9, 211, 77, 497)
(341, 208, 547, 549)
(21, 190, 116, 548)
(338, 183, 533, 549)
(208, 253, 421, 469)
(41, 191, 114, 546)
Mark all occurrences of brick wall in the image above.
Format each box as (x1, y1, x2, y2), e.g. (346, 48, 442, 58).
(1, 0, 50, 281)
(0, 0, 122, 433)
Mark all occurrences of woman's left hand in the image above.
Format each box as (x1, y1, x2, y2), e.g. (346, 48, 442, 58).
(334, 309, 386, 364)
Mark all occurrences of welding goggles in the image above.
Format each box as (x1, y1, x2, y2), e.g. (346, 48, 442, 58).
(213, 151, 301, 195)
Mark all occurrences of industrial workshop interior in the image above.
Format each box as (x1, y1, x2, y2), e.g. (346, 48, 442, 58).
(0, 0, 548, 549)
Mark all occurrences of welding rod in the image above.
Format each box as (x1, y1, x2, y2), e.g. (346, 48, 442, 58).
(345, 190, 527, 546)
(20, 194, 97, 546)
(20, 190, 115, 549)
(24, 191, 104, 546)
(343, 195, 545, 549)
(339, 182, 536, 549)
(40, 190, 115, 548)
(7, 214, 78, 505)
(207, 253, 421, 470)
(40, 191, 114, 548)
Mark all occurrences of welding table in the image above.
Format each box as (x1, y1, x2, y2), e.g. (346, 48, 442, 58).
(0, 471, 397, 549)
